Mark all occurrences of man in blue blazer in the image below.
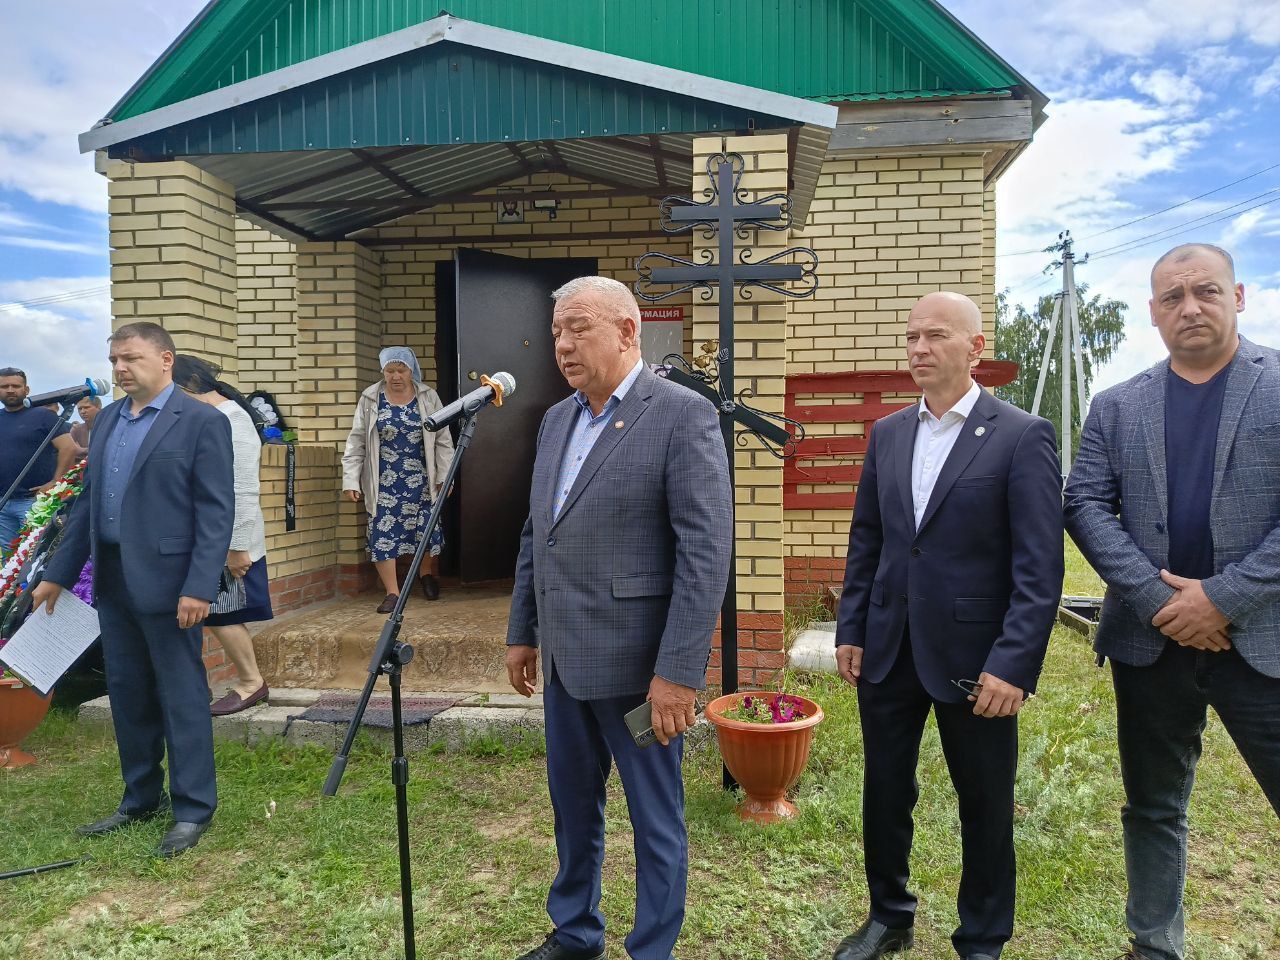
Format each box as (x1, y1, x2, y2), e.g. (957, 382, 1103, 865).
(33, 321, 233, 859)
(505, 276, 732, 960)
(1065, 244, 1280, 960)
(833, 292, 1064, 960)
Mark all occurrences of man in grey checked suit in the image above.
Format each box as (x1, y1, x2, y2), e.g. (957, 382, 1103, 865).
(1064, 243, 1280, 960)
(505, 276, 733, 960)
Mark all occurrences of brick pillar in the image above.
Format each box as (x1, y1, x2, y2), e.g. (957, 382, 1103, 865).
(692, 135, 790, 689)
(235, 219, 299, 418)
(106, 160, 238, 373)
(295, 241, 383, 568)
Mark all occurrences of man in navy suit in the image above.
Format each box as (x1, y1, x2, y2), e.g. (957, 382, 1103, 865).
(33, 321, 233, 859)
(505, 276, 732, 960)
(832, 292, 1064, 960)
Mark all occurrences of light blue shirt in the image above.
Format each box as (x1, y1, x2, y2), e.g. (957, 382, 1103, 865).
(99, 383, 175, 544)
(552, 359, 645, 520)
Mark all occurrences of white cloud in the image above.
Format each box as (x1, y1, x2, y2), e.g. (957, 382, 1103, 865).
(948, 0, 1280, 88)
(0, 235, 101, 255)
(0, 209, 39, 230)
(1220, 208, 1269, 246)
(0, 277, 112, 392)
(1252, 57, 1280, 97)
(997, 97, 1209, 249)
(0, 2, 208, 212)
(1239, 285, 1280, 346)
(1130, 69, 1203, 108)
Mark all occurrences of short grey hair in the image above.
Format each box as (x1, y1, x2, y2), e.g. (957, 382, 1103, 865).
(551, 275, 642, 330)
(1151, 243, 1236, 287)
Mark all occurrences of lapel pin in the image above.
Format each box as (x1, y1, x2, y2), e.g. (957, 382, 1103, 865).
(974, 426, 986, 437)
(614, 420, 625, 429)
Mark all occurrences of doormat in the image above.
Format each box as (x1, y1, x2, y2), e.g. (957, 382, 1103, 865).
(296, 693, 461, 728)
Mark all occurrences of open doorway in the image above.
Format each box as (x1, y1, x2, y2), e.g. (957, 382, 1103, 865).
(435, 249, 597, 583)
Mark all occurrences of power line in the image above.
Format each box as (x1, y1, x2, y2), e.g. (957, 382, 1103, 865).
(0, 285, 109, 313)
(1087, 187, 1279, 257)
(1089, 193, 1280, 263)
(1079, 161, 1280, 241)
(996, 160, 1280, 258)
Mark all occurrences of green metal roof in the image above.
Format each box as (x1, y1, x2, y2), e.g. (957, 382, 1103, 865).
(108, 41, 800, 158)
(110, 0, 1043, 123)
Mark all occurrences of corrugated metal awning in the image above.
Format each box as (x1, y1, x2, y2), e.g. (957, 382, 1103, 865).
(84, 18, 834, 239)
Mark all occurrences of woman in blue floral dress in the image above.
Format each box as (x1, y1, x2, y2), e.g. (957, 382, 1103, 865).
(342, 348, 455, 613)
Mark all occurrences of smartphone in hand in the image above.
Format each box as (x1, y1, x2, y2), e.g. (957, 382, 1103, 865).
(623, 700, 657, 748)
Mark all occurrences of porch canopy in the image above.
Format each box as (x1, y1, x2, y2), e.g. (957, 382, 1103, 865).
(79, 15, 838, 241)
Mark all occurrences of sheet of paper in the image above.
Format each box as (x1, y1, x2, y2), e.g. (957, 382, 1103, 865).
(0, 591, 100, 696)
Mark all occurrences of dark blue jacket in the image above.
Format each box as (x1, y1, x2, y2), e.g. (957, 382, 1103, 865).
(836, 389, 1064, 701)
(45, 387, 234, 614)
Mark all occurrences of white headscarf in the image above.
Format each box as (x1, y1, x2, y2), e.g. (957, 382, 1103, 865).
(379, 346, 422, 385)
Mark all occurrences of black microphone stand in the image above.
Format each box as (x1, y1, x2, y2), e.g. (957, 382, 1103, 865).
(0, 402, 76, 515)
(321, 407, 484, 960)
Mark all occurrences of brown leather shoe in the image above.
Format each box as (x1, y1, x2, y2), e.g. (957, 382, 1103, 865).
(210, 684, 269, 716)
(376, 593, 399, 614)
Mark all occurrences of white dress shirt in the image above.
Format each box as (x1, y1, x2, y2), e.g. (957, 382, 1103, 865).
(911, 379, 981, 530)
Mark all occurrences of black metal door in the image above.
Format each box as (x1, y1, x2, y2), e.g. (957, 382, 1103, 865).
(452, 249, 596, 582)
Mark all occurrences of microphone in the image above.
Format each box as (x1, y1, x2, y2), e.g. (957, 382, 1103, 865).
(24, 378, 112, 409)
(425, 372, 516, 432)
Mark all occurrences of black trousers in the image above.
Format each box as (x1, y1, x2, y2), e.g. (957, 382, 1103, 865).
(857, 637, 1019, 959)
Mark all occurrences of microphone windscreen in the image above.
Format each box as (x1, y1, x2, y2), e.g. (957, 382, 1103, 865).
(491, 371, 516, 398)
(89, 378, 112, 397)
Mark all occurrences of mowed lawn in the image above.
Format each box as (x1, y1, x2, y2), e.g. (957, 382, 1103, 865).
(1, 545, 1275, 960)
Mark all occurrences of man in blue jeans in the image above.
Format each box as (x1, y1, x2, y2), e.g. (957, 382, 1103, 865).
(0, 367, 78, 552)
(1065, 243, 1280, 960)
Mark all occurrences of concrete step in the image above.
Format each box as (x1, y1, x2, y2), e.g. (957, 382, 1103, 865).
(78, 689, 547, 752)
(250, 584, 516, 694)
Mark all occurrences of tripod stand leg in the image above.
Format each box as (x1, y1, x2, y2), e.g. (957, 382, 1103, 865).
(389, 670, 417, 960)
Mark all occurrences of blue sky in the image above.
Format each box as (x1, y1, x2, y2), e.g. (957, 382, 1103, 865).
(2, 1, 1278, 396)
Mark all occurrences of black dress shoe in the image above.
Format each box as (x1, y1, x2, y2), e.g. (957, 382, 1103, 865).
(75, 806, 166, 837)
(514, 932, 605, 960)
(155, 821, 210, 859)
(833, 918, 914, 960)
(420, 574, 440, 601)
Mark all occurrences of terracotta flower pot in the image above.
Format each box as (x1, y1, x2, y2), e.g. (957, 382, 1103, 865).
(0, 676, 53, 769)
(705, 692, 824, 823)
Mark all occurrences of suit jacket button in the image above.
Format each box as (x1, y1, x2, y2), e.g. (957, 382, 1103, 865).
(546, 537, 556, 547)
(910, 547, 921, 557)
(899, 594, 908, 603)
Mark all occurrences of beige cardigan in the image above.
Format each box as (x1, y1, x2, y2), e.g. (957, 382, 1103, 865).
(341, 382, 456, 507)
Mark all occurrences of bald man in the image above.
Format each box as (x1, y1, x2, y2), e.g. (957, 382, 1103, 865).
(832, 292, 1064, 960)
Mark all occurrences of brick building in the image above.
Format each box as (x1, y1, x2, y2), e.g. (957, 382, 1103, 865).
(81, 2, 1045, 689)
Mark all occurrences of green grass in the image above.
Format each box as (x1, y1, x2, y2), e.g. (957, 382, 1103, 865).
(1064, 538, 1108, 597)
(2, 559, 1276, 958)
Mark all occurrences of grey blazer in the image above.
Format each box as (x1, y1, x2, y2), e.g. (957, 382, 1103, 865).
(506, 365, 734, 700)
(1064, 337, 1280, 677)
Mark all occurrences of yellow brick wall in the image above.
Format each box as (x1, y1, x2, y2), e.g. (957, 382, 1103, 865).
(260, 442, 341, 578)
(291, 242, 384, 564)
(364, 171, 693, 387)
(235, 220, 299, 419)
(106, 159, 238, 371)
(784, 152, 995, 562)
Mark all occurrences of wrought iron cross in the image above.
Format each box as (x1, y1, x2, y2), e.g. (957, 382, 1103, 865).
(634, 151, 818, 716)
